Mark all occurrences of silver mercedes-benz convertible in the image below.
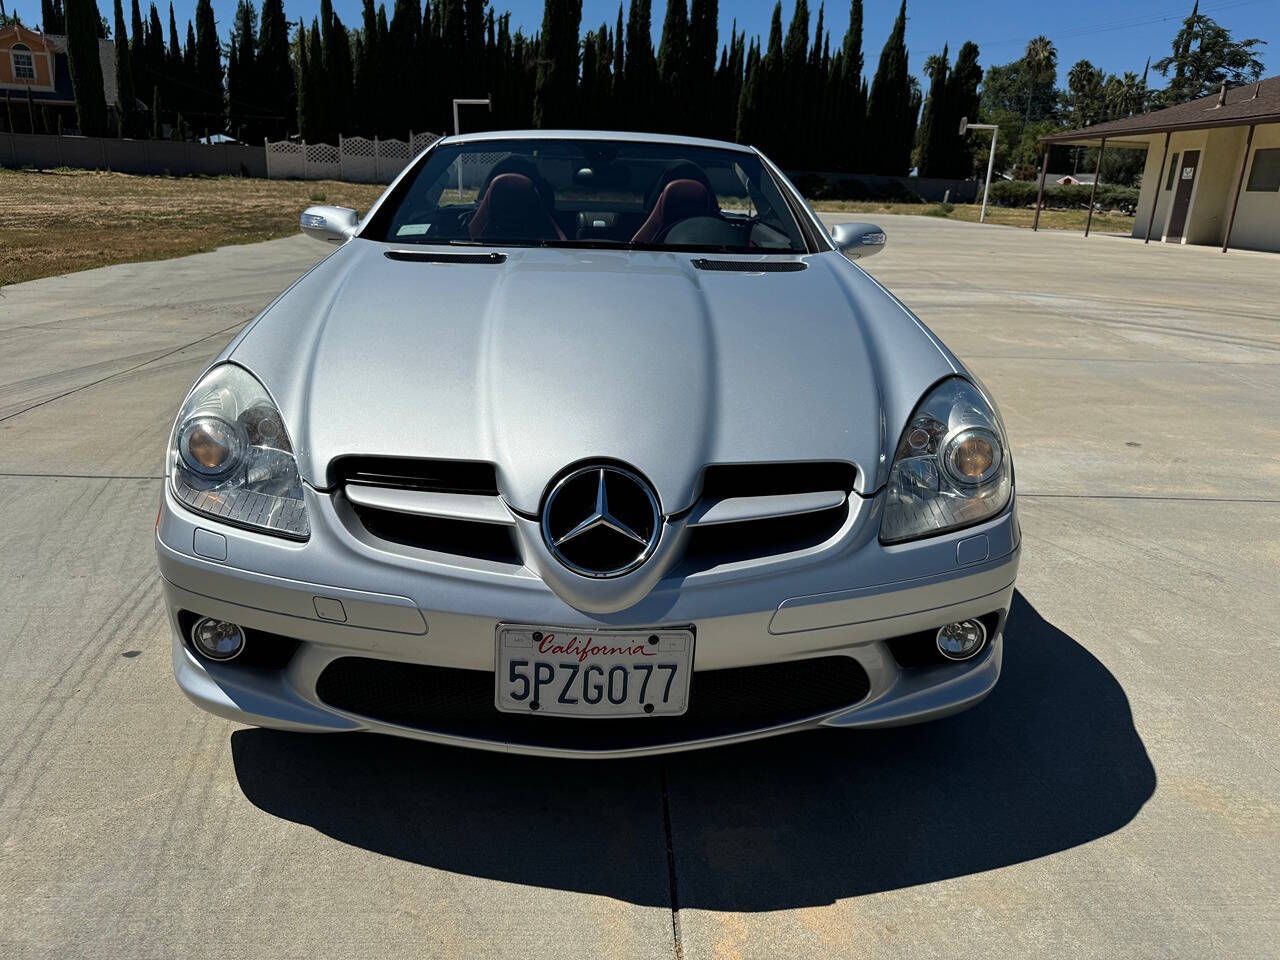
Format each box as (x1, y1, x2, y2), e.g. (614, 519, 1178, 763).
(155, 130, 1020, 757)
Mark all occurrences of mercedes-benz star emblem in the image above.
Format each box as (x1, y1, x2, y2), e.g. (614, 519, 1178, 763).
(541, 465, 661, 578)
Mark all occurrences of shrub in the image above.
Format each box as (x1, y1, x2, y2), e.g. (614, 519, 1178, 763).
(988, 179, 1138, 212)
(308, 190, 327, 202)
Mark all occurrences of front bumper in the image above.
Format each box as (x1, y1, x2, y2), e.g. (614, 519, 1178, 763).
(157, 481, 1020, 758)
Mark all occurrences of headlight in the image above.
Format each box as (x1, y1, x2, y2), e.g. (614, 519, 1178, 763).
(169, 364, 309, 539)
(880, 377, 1011, 544)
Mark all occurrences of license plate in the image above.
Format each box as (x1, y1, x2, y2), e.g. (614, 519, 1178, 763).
(495, 624, 694, 718)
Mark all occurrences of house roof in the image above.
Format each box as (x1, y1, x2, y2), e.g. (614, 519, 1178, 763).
(44, 35, 121, 107)
(1040, 74, 1280, 146)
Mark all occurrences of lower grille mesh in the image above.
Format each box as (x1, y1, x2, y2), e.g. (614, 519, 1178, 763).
(315, 655, 871, 751)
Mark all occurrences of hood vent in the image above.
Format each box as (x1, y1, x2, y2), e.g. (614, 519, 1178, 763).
(384, 250, 507, 265)
(691, 258, 807, 273)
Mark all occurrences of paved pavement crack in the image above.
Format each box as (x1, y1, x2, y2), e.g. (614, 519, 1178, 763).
(0, 319, 247, 425)
(1019, 493, 1280, 503)
(0, 472, 163, 480)
(660, 762, 684, 960)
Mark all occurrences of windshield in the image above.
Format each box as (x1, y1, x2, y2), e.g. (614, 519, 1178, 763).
(360, 138, 811, 254)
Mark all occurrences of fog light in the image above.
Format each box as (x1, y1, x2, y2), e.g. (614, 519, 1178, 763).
(936, 619, 987, 661)
(190, 617, 245, 661)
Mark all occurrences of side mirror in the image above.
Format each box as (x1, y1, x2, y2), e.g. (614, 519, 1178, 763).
(300, 205, 359, 244)
(831, 222, 887, 259)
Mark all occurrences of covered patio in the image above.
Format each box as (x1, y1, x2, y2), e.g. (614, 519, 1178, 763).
(1031, 75, 1280, 253)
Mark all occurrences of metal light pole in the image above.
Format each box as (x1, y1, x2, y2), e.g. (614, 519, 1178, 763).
(960, 117, 999, 223)
(452, 97, 492, 199)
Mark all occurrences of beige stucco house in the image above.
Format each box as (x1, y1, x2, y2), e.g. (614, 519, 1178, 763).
(1037, 75, 1280, 253)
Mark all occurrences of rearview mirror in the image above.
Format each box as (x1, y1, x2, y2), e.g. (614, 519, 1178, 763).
(300, 205, 359, 244)
(831, 222, 887, 259)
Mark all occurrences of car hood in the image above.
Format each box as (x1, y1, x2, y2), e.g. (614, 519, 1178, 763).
(228, 240, 958, 514)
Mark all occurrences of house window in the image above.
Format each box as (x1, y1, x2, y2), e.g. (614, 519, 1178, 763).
(1164, 153, 1179, 190)
(12, 48, 36, 82)
(1246, 148, 1280, 193)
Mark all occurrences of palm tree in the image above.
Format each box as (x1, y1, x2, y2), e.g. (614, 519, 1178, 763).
(1022, 35, 1056, 124)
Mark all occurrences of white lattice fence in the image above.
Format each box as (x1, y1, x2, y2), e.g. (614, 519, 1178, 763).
(375, 138, 412, 181)
(304, 141, 340, 180)
(265, 131, 443, 182)
(264, 139, 304, 179)
(339, 135, 377, 182)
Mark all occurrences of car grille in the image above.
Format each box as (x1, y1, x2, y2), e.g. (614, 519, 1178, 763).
(314, 655, 871, 751)
(332, 457, 857, 572)
(329, 456, 500, 494)
(349, 505, 522, 564)
(333, 457, 522, 564)
(679, 461, 856, 572)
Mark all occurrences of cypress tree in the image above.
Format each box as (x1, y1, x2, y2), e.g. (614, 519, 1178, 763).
(183, 19, 195, 89)
(112, 0, 134, 131)
(376, 3, 392, 126)
(306, 19, 326, 138)
(832, 0, 866, 170)
(355, 0, 378, 134)
(656, 0, 687, 132)
(389, 0, 419, 135)
(166, 3, 181, 113)
(296, 20, 311, 137)
(534, 0, 583, 129)
(722, 23, 744, 142)
(752, 3, 783, 155)
(64, 0, 109, 135)
(735, 37, 760, 144)
(151, 82, 160, 137)
(464, 0, 485, 91)
(779, 0, 808, 165)
(42, 0, 66, 32)
(256, 0, 291, 138)
(235, 4, 256, 94)
(803, 1, 824, 167)
(193, 0, 222, 127)
(612, 3, 623, 104)
(918, 45, 951, 177)
(624, 0, 656, 131)
(440, 0, 464, 123)
(145, 3, 164, 112)
(945, 40, 981, 177)
(129, 0, 147, 103)
(166, 3, 178, 60)
(581, 26, 600, 126)
(318, 0, 351, 140)
(865, 0, 911, 174)
(688, 0, 718, 117)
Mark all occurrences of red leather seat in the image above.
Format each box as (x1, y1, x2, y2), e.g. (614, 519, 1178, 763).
(469, 173, 566, 242)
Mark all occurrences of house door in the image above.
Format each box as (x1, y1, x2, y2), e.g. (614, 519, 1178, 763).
(1165, 150, 1200, 243)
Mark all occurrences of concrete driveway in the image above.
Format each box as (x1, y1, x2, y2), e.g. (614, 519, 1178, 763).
(2, 216, 1277, 958)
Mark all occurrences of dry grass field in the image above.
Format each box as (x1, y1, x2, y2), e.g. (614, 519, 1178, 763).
(0, 168, 385, 286)
(0, 167, 1135, 286)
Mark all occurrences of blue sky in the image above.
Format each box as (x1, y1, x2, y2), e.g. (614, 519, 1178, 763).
(17, 0, 1276, 90)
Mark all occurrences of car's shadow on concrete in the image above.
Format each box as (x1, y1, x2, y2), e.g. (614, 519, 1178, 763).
(231, 591, 1155, 910)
